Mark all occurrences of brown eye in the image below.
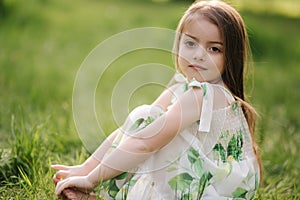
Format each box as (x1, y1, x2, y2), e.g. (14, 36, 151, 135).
(209, 47, 221, 53)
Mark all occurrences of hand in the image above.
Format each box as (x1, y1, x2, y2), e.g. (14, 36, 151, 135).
(51, 164, 89, 184)
(55, 176, 95, 196)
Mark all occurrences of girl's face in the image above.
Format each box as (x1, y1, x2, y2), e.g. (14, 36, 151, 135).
(178, 15, 224, 83)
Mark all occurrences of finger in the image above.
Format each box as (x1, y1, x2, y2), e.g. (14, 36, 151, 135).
(55, 170, 69, 179)
(52, 174, 63, 185)
(55, 179, 69, 195)
(52, 175, 59, 184)
(51, 164, 71, 170)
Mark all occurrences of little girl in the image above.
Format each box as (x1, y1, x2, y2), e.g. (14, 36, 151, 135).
(52, 1, 261, 199)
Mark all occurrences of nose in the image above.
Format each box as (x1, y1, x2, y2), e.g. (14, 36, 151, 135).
(193, 46, 206, 61)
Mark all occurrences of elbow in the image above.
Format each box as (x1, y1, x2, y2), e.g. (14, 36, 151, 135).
(129, 138, 158, 154)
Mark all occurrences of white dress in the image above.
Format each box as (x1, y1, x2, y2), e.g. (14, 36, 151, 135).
(99, 76, 260, 200)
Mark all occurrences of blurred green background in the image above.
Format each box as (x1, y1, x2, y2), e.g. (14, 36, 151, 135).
(0, 0, 299, 199)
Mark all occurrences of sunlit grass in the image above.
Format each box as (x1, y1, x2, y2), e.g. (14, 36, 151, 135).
(232, 0, 300, 18)
(0, 0, 299, 198)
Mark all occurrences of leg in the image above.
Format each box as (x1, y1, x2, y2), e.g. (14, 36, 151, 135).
(62, 188, 96, 200)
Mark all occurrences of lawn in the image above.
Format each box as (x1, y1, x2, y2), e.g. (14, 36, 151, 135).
(0, 0, 299, 199)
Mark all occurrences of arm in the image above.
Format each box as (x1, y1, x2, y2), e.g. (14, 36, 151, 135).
(51, 129, 119, 182)
(151, 83, 180, 111)
(55, 87, 204, 195)
(52, 85, 177, 182)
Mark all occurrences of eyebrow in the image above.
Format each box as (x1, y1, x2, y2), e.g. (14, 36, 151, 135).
(183, 33, 223, 45)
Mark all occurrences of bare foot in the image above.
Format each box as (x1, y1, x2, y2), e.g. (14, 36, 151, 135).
(62, 188, 96, 200)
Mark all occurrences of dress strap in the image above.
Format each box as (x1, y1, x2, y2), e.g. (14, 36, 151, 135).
(174, 73, 236, 133)
(189, 79, 214, 133)
(188, 79, 236, 133)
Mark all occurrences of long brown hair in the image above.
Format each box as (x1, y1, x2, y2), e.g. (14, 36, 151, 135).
(173, 0, 262, 175)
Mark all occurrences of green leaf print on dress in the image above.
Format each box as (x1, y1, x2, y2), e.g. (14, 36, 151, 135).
(168, 173, 193, 193)
(213, 129, 244, 164)
(227, 130, 243, 161)
(102, 172, 130, 199)
(187, 147, 200, 164)
(212, 129, 259, 200)
(231, 173, 259, 200)
(128, 116, 155, 132)
(103, 113, 156, 199)
(101, 172, 138, 200)
(213, 143, 226, 163)
(128, 118, 144, 132)
(232, 187, 248, 198)
(168, 147, 212, 200)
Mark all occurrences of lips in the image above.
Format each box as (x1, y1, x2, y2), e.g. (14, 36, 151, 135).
(188, 64, 207, 71)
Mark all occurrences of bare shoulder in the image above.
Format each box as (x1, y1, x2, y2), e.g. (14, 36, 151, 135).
(152, 83, 183, 110)
(177, 86, 204, 106)
(167, 86, 204, 114)
(165, 83, 183, 95)
(163, 86, 204, 129)
(212, 85, 231, 109)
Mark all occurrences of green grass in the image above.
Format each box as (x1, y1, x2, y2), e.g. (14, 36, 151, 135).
(0, 0, 299, 199)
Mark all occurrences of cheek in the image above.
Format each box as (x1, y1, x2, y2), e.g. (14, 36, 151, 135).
(177, 54, 189, 69)
(212, 55, 225, 73)
(178, 45, 192, 62)
(177, 56, 186, 72)
(218, 58, 225, 73)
